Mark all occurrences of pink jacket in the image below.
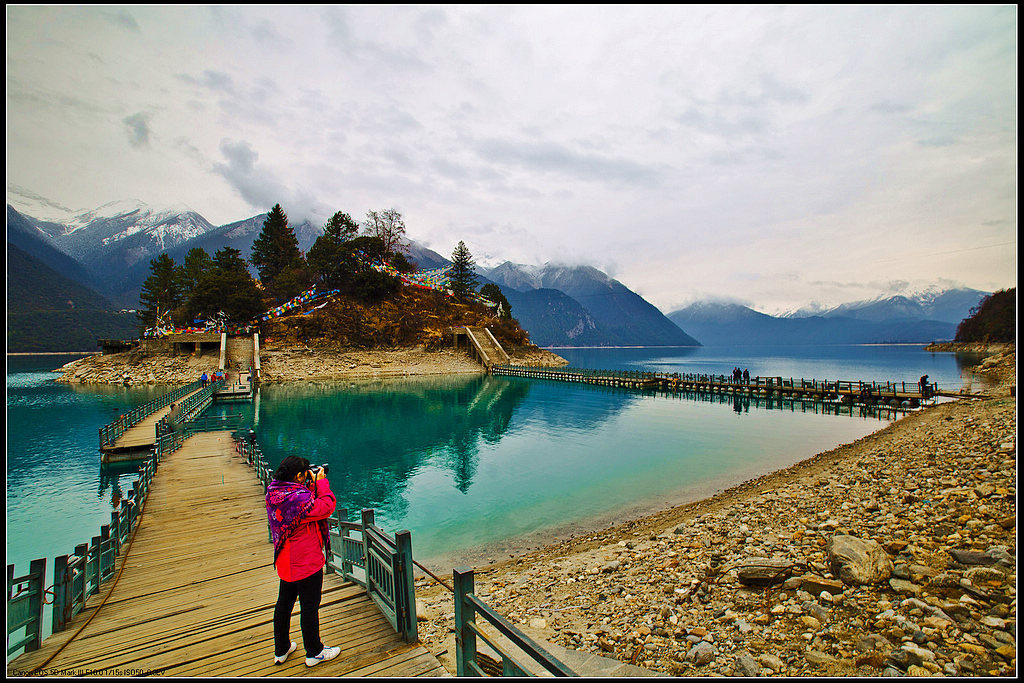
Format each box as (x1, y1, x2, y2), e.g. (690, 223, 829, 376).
(275, 478, 337, 582)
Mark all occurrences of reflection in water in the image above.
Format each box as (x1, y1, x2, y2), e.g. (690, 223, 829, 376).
(98, 458, 146, 503)
(951, 351, 992, 393)
(674, 390, 902, 421)
(252, 371, 897, 565)
(256, 375, 532, 517)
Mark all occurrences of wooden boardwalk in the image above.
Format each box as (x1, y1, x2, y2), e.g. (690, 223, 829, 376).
(8, 431, 448, 678)
(100, 387, 207, 456)
(492, 365, 936, 406)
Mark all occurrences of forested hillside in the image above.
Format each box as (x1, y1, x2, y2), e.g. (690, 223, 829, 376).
(955, 288, 1016, 343)
(7, 244, 136, 351)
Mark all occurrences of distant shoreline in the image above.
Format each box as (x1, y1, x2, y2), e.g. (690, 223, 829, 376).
(7, 351, 100, 356)
(542, 342, 937, 350)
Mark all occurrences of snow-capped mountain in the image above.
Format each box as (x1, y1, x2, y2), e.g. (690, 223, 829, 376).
(51, 200, 218, 261)
(781, 288, 988, 325)
(482, 261, 700, 347)
(667, 290, 990, 346)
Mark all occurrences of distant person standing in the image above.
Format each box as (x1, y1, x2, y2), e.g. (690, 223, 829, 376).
(201, 372, 208, 386)
(742, 369, 750, 384)
(919, 374, 930, 399)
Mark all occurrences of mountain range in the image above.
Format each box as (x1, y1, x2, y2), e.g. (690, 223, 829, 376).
(6, 195, 991, 351)
(666, 288, 988, 346)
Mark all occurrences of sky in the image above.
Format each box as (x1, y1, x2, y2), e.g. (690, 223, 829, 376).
(6, 5, 1017, 315)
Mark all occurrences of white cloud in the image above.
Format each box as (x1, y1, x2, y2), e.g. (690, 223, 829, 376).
(6, 5, 1017, 311)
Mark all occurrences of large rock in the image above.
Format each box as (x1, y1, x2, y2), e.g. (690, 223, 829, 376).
(686, 641, 716, 665)
(798, 574, 846, 596)
(827, 535, 893, 586)
(735, 558, 797, 586)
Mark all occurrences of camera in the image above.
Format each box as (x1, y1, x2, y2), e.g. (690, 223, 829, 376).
(304, 464, 329, 490)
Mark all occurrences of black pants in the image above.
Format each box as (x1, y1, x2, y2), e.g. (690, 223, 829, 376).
(274, 569, 324, 658)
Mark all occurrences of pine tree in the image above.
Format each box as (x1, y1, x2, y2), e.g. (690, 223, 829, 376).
(479, 283, 512, 319)
(449, 241, 478, 299)
(138, 253, 183, 331)
(178, 247, 214, 301)
(250, 204, 305, 301)
(308, 211, 360, 289)
(187, 248, 265, 325)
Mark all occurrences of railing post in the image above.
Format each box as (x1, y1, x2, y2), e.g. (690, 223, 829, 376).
(361, 509, 375, 598)
(73, 543, 88, 605)
(336, 509, 353, 580)
(453, 567, 477, 677)
(88, 535, 101, 597)
(52, 555, 70, 633)
(9, 558, 47, 652)
(99, 525, 113, 581)
(395, 530, 417, 642)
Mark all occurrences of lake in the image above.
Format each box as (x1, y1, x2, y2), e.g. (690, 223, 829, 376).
(6, 344, 982, 586)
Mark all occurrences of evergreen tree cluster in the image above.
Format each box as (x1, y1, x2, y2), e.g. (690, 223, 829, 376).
(954, 288, 1016, 343)
(137, 202, 513, 332)
(138, 246, 264, 331)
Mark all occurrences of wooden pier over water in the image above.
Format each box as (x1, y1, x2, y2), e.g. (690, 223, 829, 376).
(492, 365, 938, 408)
(8, 431, 448, 677)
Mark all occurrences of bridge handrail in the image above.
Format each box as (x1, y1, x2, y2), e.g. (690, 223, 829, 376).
(8, 447, 162, 656)
(463, 327, 495, 368)
(325, 509, 417, 643)
(491, 365, 937, 398)
(154, 380, 224, 440)
(482, 327, 511, 365)
(99, 379, 203, 448)
(10, 410, 250, 656)
(453, 567, 576, 677)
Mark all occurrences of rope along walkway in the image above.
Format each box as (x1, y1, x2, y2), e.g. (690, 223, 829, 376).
(8, 431, 447, 677)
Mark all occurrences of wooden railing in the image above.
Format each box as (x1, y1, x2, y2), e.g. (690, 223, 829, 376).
(99, 379, 203, 448)
(493, 365, 938, 401)
(453, 567, 576, 676)
(330, 509, 417, 643)
(155, 380, 223, 439)
(7, 451, 160, 657)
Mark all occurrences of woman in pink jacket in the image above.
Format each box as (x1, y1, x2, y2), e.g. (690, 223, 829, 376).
(265, 456, 341, 667)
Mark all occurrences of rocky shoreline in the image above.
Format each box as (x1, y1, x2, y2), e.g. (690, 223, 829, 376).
(51, 344, 567, 384)
(413, 350, 1016, 677)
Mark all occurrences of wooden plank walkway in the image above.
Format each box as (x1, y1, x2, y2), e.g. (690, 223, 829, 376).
(8, 431, 448, 678)
(492, 366, 936, 406)
(102, 387, 207, 454)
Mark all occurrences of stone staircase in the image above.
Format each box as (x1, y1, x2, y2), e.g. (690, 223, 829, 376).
(223, 334, 256, 373)
(464, 326, 511, 370)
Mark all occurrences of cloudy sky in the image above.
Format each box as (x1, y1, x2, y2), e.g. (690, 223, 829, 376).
(6, 5, 1017, 314)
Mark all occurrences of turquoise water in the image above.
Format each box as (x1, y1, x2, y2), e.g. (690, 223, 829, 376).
(6, 345, 977, 580)
(6, 355, 180, 574)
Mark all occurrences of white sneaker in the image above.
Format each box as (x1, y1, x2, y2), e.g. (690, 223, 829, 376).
(305, 645, 340, 667)
(274, 641, 297, 664)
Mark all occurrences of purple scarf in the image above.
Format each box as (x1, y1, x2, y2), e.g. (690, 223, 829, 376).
(265, 481, 328, 564)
